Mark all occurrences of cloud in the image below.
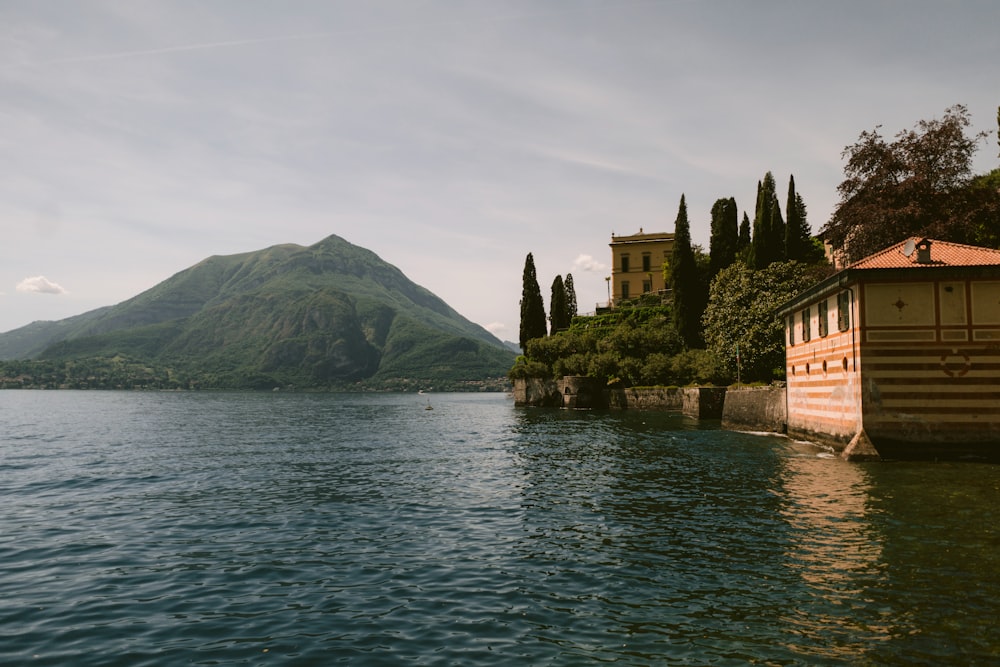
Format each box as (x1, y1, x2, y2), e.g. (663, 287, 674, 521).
(16, 276, 67, 295)
(484, 321, 507, 335)
(572, 254, 607, 273)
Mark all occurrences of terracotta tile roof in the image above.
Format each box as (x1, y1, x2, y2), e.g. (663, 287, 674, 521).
(848, 237, 1000, 269)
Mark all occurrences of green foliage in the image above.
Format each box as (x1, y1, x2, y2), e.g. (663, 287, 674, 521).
(519, 253, 547, 350)
(2, 234, 514, 390)
(738, 212, 751, 251)
(669, 195, 705, 348)
(549, 275, 569, 334)
(513, 300, 726, 387)
(823, 104, 996, 263)
(507, 356, 551, 380)
(564, 273, 578, 320)
(750, 172, 785, 269)
(709, 197, 739, 277)
(703, 260, 831, 383)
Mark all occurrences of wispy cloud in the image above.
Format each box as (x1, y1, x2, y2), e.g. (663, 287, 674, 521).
(572, 254, 607, 273)
(16, 276, 67, 295)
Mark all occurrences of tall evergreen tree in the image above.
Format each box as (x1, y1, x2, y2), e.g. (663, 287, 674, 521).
(738, 212, 751, 251)
(669, 194, 703, 348)
(709, 196, 739, 277)
(784, 174, 803, 261)
(768, 190, 786, 263)
(564, 273, 578, 320)
(519, 253, 547, 350)
(749, 179, 768, 269)
(549, 275, 569, 334)
(784, 175, 823, 262)
(750, 172, 781, 268)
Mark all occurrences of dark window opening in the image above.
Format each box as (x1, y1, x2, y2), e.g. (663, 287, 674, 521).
(837, 291, 850, 332)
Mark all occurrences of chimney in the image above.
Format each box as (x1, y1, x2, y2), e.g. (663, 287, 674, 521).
(916, 239, 932, 264)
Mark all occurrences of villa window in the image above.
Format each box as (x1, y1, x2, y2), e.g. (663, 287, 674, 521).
(621, 255, 630, 273)
(642, 254, 651, 272)
(621, 281, 630, 300)
(788, 316, 795, 346)
(642, 279, 651, 293)
(818, 299, 829, 337)
(802, 307, 811, 342)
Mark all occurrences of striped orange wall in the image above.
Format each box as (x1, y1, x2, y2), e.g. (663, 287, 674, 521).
(858, 279, 1000, 450)
(785, 291, 862, 444)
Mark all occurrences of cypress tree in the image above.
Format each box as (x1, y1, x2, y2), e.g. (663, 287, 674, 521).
(793, 192, 825, 263)
(738, 212, 751, 251)
(709, 196, 739, 277)
(749, 179, 767, 269)
(519, 253, 547, 350)
(670, 194, 702, 348)
(564, 273, 578, 321)
(750, 172, 779, 268)
(549, 275, 568, 334)
(769, 190, 785, 263)
(784, 174, 803, 261)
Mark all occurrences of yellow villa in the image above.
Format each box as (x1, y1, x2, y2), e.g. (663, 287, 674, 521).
(609, 229, 674, 305)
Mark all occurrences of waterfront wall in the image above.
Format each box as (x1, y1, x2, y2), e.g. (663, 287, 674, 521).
(512, 377, 561, 407)
(721, 385, 787, 434)
(513, 379, 725, 419)
(609, 386, 683, 410)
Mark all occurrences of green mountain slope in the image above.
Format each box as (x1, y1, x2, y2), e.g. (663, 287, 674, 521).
(1, 235, 514, 389)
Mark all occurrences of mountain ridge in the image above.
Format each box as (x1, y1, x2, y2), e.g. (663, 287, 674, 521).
(0, 234, 513, 390)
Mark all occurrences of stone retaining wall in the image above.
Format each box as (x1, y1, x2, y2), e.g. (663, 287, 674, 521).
(514, 379, 727, 419)
(721, 385, 787, 434)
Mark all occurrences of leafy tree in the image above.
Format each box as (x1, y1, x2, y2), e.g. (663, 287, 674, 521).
(709, 196, 739, 277)
(703, 261, 830, 383)
(669, 194, 704, 348)
(822, 104, 993, 263)
(519, 253, 547, 350)
(549, 275, 569, 334)
(564, 273, 578, 321)
(966, 169, 1000, 248)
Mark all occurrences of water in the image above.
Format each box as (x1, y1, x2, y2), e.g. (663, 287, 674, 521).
(1, 391, 998, 666)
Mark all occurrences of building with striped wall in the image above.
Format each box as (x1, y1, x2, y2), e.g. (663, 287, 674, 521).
(777, 238, 1000, 461)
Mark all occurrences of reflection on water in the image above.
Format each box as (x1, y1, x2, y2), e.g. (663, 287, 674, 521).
(777, 444, 889, 662)
(2, 392, 1000, 665)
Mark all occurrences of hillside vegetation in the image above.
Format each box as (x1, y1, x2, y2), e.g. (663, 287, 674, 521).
(0, 235, 513, 390)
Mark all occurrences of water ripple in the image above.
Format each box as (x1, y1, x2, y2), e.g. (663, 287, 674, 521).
(1, 392, 999, 665)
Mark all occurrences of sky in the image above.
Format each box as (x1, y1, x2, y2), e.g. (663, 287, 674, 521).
(2, 0, 998, 341)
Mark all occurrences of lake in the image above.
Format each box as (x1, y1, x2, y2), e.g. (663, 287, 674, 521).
(1, 390, 998, 665)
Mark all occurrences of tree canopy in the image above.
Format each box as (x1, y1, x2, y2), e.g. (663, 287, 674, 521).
(549, 275, 569, 334)
(519, 253, 546, 350)
(564, 273, 578, 320)
(669, 195, 704, 348)
(703, 260, 831, 383)
(822, 104, 997, 263)
(709, 197, 739, 277)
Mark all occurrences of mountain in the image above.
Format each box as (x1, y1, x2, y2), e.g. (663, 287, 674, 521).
(0, 234, 515, 390)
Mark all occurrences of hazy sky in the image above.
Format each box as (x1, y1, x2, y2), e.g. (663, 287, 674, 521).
(2, 0, 998, 341)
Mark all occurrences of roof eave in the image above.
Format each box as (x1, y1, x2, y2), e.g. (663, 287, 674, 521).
(775, 264, 1000, 317)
